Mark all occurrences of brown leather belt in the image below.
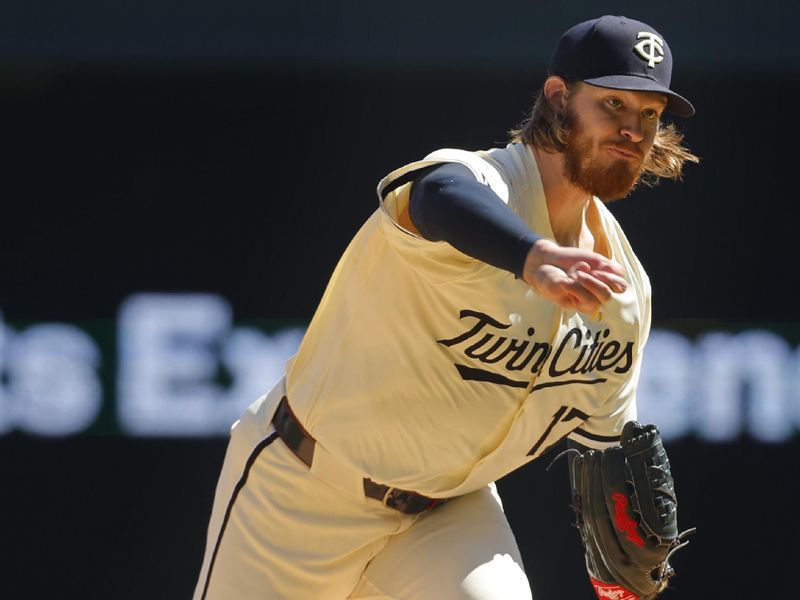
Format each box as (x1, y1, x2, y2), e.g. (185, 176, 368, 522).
(271, 396, 448, 515)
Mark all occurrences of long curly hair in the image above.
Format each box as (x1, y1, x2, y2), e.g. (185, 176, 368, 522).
(508, 83, 699, 186)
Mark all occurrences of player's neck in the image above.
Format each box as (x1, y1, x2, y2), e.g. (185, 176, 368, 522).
(532, 146, 593, 249)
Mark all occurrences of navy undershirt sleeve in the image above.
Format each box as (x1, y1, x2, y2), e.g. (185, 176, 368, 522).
(408, 162, 541, 278)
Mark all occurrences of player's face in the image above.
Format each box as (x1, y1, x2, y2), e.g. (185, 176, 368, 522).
(562, 84, 667, 200)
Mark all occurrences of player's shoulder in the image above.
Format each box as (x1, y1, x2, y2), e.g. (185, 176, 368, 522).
(422, 147, 499, 180)
(377, 143, 529, 211)
(417, 146, 511, 200)
(428, 144, 533, 197)
(425, 142, 528, 172)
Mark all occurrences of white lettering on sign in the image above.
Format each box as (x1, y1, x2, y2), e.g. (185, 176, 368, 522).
(118, 293, 232, 436)
(0, 314, 10, 434)
(221, 326, 305, 417)
(638, 328, 797, 442)
(2, 295, 800, 442)
(636, 329, 693, 441)
(117, 294, 304, 436)
(0, 313, 101, 436)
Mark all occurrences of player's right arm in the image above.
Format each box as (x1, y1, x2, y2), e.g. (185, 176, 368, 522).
(409, 163, 627, 314)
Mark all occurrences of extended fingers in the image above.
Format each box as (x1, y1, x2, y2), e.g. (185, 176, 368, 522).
(582, 255, 626, 278)
(546, 245, 627, 279)
(587, 269, 628, 294)
(562, 268, 631, 314)
(527, 257, 627, 313)
(533, 266, 592, 312)
(563, 275, 604, 313)
(573, 270, 628, 305)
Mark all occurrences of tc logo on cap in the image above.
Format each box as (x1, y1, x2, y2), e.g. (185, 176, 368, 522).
(634, 32, 664, 68)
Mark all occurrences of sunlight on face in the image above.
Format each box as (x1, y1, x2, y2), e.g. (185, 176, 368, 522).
(562, 84, 667, 200)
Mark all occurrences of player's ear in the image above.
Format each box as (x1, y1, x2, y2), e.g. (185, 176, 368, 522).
(543, 76, 570, 115)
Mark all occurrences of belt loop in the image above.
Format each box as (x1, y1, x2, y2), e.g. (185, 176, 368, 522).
(380, 486, 395, 507)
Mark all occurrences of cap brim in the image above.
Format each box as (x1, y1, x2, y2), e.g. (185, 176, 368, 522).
(582, 74, 695, 117)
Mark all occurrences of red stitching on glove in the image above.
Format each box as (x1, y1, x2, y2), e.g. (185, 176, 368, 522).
(590, 577, 639, 600)
(611, 492, 644, 547)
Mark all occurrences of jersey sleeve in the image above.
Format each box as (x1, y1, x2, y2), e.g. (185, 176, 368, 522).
(374, 149, 512, 283)
(409, 163, 540, 278)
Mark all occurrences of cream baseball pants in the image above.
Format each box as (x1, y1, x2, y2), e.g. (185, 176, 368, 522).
(193, 381, 533, 600)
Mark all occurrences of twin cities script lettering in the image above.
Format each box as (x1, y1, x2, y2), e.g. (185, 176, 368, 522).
(436, 309, 635, 389)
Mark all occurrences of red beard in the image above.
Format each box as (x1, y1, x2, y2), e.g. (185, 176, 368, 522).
(562, 107, 646, 201)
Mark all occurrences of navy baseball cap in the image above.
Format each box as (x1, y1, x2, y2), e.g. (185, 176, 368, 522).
(548, 15, 695, 117)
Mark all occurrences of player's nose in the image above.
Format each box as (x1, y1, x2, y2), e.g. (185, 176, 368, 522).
(619, 116, 644, 143)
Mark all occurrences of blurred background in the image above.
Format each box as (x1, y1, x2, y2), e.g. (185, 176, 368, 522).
(2, 0, 797, 597)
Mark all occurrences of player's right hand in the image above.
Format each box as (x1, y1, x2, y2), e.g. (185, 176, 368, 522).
(521, 239, 628, 314)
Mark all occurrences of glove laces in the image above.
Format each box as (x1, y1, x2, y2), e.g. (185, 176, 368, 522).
(654, 527, 696, 582)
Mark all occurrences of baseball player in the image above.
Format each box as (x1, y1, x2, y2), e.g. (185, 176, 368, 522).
(194, 15, 698, 600)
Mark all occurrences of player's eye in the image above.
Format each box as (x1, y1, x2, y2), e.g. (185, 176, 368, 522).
(606, 97, 623, 109)
(642, 108, 660, 120)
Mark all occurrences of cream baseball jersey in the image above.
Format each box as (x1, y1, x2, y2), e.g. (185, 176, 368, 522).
(284, 142, 651, 498)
